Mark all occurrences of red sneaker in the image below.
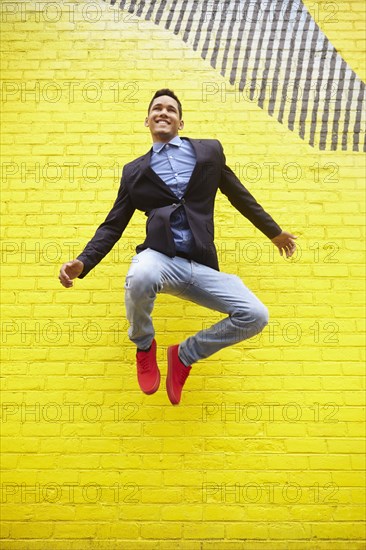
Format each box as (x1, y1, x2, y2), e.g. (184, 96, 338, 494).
(136, 339, 160, 394)
(166, 345, 191, 405)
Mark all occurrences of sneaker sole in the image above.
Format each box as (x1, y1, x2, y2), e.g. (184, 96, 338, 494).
(166, 346, 179, 405)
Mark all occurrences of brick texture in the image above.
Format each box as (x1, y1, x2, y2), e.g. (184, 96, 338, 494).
(1, 0, 365, 548)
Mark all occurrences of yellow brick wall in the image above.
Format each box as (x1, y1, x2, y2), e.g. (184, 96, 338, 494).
(1, 0, 365, 548)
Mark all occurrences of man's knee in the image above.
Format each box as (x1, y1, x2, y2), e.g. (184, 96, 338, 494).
(233, 301, 269, 337)
(125, 266, 162, 297)
(253, 302, 269, 329)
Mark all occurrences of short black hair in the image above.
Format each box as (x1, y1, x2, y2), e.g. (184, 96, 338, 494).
(148, 89, 182, 118)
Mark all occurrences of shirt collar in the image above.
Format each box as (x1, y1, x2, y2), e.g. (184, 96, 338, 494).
(152, 135, 182, 153)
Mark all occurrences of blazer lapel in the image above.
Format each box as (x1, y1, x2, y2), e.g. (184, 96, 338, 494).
(137, 138, 208, 200)
(138, 149, 177, 199)
(184, 138, 205, 161)
(182, 138, 207, 196)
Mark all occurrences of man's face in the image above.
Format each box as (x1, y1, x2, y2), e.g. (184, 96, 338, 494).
(145, 95, 184, 143)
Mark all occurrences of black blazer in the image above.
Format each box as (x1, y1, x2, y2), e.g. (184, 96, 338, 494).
(77, 138, 281, 278)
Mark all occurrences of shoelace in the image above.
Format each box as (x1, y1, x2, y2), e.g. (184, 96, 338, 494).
(137, 354, 152, 374)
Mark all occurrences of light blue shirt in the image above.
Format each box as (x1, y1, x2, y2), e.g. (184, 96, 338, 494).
(150, 136, 196, 254)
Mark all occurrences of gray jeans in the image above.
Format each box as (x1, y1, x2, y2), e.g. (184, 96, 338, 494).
(124, 248, 269, 366)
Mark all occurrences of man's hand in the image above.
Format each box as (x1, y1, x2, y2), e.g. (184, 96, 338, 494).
(271, 231, 297, 258)
(59, 259, 84, 288)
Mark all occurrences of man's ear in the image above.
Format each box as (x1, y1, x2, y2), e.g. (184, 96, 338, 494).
(179, 120, 184, 130)
(144, 117, 149, 127)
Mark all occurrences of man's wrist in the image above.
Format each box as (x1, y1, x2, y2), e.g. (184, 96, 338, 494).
(76, 256, 88, 278)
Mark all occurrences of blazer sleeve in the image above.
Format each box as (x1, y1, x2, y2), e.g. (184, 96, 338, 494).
(217, 141, 282, 239)
(76, 167, 135, 278)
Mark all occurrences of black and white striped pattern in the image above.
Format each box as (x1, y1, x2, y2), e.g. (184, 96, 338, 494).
(105, 0, 366, 152)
